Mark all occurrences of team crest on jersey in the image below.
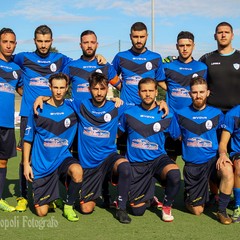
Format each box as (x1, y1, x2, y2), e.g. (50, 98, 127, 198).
(205, 120, 213, 130)
(50, 63, 57, 72)
(233, 63, 240, 70)
(192, 73, 198, 78)
(96, 69, 103, 73)
(104, 113, 112, 122)
(145, 62, 153, 71)
(153, 122, 161, 132)
(64, 118, 71, 128)
(12, 71, 18, 79)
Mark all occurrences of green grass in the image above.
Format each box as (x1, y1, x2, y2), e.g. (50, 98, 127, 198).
(0, 130, 238, 240)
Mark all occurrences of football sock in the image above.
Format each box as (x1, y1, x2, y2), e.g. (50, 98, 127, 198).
(218, 191, 231, 212)
(117, 162, 131, 210)
(66, 180, 82, 206)
(102, 174, 110, 197)
(0, 168, 7, 199)
(233, 188, 240, 207)
(163, 169, 181, 207)
(19, 163, 28, 198)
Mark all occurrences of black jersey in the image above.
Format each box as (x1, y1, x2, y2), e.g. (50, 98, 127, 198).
(199, 50, 240, 112)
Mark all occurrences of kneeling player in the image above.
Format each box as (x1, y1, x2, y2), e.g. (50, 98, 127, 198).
(176, 76, 233, 224)
(119, 77, 181, 222)
(218, 104, 240, 223)
(23, 73, 83, 221)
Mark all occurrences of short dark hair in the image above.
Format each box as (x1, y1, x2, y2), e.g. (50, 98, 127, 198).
(80, 30, 97, 42)
(131, 22, 147, 32)
(190, 76, 207, 89)
(138, 77, 158, 90)
(177, 31, 194, 42)
(89, 72, 108, 88)
(215, 22, 233, 33)
(48, 73, 69, 86)
(34, 25, 52, 38)
(0, 28, 16, 38)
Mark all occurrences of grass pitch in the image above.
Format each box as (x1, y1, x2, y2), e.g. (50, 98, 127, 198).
(0, 130, 238, 240)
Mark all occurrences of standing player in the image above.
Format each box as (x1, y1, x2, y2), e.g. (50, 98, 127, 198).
(119, 77, 181, 222)
(175, 76, 233, 224)
(199, 21, 240, 203)
(63, 30, 121, 106)
(159, 31, 207, 160)
(62, 30, 121, 204)
(112, 21, 166, 106)
(199, 22, 240, 113)
(13, 25, 72, 211)
(0, 28, 22, 212)
(23, 73, 83, 221)
(218, 105, 240, 222)
(70, 72, 132, 224)
(112, 21, 167, 153)
(111, 22, 167, 208)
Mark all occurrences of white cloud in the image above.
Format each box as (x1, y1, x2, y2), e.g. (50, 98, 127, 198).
(2, 0, 240, 22)
(71, 0, 240, 18)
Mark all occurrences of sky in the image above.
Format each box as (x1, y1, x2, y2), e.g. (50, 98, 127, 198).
(1, 0, 240, 62)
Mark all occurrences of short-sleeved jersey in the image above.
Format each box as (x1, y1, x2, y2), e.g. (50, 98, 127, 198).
(199, 50, 240, 112)
(176, 105, 224, 164)
(112, 48, 165, 105)
(0, 59, 22, 128)
(68, 99, 127, 169)
(163, 59, 207, 112)
(63, 57, 119, 105)
(222, 105, 240, 157)
(24, 101, 77, 179)
(119, 105, 180, 163)
(13, 52, 72, 117)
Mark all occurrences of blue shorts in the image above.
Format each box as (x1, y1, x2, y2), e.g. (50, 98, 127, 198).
(129, 154, 176, 205)
(32, 157, 79, 207)
(80, 152, 122, 203)
(183, 157, 217, 206)
(0, 127, 16, 159)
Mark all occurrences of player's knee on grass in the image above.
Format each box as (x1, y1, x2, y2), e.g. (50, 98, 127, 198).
(80, 201, 95, 214)
(35, 205, 49, 217)
(131, 204, 147, 216)
(186, 204, 204, 216)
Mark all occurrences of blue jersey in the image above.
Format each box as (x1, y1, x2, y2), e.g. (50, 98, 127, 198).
(0, 59, 22, 128)
(119, 105, 180, 163)
(176, 105, 224, 164)
(63, 57, 119, 105)
(164, 59, 207, 112)
(13, 52, 71, 117)
(112, 48, 165, 105)
(67, 99, 126, 169)
(24, 101, 77, 179)
(222, 105, 240, 157)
